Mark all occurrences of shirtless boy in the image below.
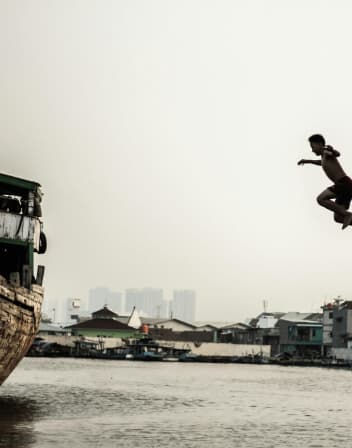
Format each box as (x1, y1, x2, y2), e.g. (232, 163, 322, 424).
(298, 134, 352, 229)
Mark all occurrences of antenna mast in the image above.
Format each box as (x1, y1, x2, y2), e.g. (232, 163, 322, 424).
(263, 300, 268, 313)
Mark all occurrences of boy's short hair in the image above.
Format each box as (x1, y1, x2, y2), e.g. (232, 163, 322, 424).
(308, 134, 325, 145)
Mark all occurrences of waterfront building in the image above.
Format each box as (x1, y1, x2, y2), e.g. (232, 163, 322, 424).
(66, 305, 136, 338)
(67, 319, 136, 339)
(278, 316, 322, 356)
(218, 323, 255, 343)
(331, 300, 352, 349)
(141, 317, 197, 332)
(38, 323, 69, 337)
(249, 312, 285, 329)
(141, 318, 217, 343)
(321, 300, 352, 362)
(218, 312, 322, 357)
(170, 290, 196, 323)
(65, 297, 82, 323)
(321, 302, 337, 356)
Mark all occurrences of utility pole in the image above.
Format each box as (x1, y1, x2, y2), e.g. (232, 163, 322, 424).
(263, 300, 268, 313)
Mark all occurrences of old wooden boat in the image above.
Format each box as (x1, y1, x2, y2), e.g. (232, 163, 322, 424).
(0, 173, 46, 385)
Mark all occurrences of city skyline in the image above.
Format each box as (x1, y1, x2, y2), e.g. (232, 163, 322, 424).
(50, 285, 199, 323)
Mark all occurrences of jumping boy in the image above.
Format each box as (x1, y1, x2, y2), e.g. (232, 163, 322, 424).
(298, 134, 352, 229)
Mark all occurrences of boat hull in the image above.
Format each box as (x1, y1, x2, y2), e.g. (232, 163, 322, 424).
(0, 281, 43, 385)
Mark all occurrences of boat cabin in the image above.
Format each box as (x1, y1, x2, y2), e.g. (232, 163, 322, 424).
(0, 172, 45, 288)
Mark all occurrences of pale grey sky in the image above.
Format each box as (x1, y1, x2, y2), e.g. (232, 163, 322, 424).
(1, 1, 352, 321)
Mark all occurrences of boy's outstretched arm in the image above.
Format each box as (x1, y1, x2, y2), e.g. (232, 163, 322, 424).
(297, 159, 322, 166)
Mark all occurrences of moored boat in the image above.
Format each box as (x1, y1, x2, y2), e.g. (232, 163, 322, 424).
(0, 173, 46, 385)
(123, 337, 191, 361)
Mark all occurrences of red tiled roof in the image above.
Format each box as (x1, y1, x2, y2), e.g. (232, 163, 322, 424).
(66, 318, 134, 331)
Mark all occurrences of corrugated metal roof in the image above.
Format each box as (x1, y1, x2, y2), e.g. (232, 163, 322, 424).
(194, 321, 236, 329)
(140, 317, 196, 328)
(39, 323, 68, 333)
(219, 322, 251, 330)
(140, 317, 164, 325)
(281, 318, 322, 326)
(281, 312, 313, 321)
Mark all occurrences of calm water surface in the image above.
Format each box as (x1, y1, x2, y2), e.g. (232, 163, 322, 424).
(0, 358, 352, 447)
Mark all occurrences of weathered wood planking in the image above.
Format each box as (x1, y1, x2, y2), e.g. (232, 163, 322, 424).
(0, 282, 43, 385)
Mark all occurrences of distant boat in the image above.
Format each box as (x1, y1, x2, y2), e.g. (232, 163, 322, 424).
(0, 173, 46, 385)
(123, 337, 191, 361)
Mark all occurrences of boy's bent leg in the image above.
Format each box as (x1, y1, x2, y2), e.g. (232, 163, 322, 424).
(317, 189, 348, 215)
(317, 189, 352, 229)
(334, 213, 344, 223)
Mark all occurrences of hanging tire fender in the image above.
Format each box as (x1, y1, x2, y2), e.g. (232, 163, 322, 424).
(38, 231, 47, 254)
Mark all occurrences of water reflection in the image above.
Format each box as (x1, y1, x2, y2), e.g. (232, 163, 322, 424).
(0, 396, 37, 448)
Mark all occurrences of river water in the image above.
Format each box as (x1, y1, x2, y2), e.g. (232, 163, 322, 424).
(0, 358, 351, 448)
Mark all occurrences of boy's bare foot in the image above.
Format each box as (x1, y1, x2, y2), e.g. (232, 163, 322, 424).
(342, 213, 352, 230)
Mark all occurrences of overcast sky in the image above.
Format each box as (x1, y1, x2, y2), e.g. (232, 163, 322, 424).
(2, 1, 352, 321)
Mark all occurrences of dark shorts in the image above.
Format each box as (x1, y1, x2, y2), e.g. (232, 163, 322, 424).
(329, 176, 352, 208)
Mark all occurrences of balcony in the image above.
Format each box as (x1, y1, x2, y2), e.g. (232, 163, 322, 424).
(0, 211, 41, 250)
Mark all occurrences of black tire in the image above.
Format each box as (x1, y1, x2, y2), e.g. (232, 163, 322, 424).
(38, 232, 47, 254)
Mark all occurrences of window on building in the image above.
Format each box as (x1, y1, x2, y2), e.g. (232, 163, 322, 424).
(288, 326, 295, 340)
(336, 317, 343, 323)
(329, 312, 333, 319)
(297, 327, 310, 342)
